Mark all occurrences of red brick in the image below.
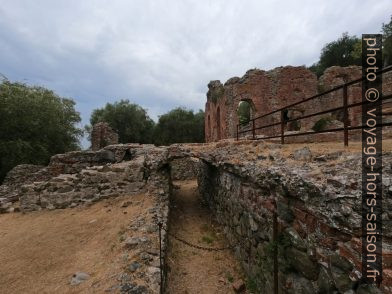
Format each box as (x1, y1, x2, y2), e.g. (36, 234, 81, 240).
(320, 237, 338, 250)
(261, 198, 276, 213)
(383, 250, 392, 269)
(293, 207, 307, 223)
(293, 219, 307, 239)
(382, 269, 392, 288)
(304, 213, 317, 233)
(338, 243, 361, 270)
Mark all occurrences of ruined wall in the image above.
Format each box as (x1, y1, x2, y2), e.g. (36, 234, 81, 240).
(0, 144, 171, 292)
(17, 144, 170, 212)
(2, 141, 392, 293)
(196, 143, 391, 293)
(0, 164, 50, 212)
(205, 65, 392, 142)
(205, 66, 317, 142)
(91, 122, 119, 150)
(170, 157, 199, 180)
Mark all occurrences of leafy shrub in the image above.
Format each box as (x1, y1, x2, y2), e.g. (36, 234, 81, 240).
(312, 117, 333, 132)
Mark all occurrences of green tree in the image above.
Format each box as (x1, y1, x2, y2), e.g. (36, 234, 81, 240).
(153, 108, 205, 145)
(237, 101, 251, 124)
(309, 33, 361, 77)
(88, 99, 155, 144)
(0, 80, 82, 182)
(382, 16, 392, 66)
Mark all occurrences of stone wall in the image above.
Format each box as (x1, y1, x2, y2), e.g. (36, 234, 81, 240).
(2, 141, 392, 293)
(205, 66, 317, 142)
(170, 157, 199, 180)
(91, 122, 119, 150)
(17, 144, 170, 212)
(0, 144, 171, 293)
(205, 65, 392, 142)
(0, 164, 50, 212)
(196, 143, 391, 293)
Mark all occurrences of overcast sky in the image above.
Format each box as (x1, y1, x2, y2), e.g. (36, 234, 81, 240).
(0, 0, 390, 147)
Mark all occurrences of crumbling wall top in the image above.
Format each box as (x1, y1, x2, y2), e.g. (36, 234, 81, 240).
(91, 122, 119, 151)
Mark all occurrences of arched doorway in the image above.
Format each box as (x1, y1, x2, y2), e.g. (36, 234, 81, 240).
(237, 100, 253, 125)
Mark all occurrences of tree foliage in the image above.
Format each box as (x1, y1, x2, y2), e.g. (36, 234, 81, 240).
(238, 101, 251, 124)
(309, 16, 392, 76)
(309, 33, 361, 77)
(89, 99, 155, 144)
(0, 80, 82, 182)
(153, 108, 205, 145)
(382, 16, 392, 66)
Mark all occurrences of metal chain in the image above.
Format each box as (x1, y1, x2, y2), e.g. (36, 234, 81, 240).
(161, 226, 234, 251)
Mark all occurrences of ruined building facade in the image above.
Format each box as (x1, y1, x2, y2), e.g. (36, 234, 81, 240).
(204, 65, 392, 142)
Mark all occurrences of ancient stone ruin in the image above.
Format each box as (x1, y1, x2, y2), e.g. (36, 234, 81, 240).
(195, 141, 392, 293)
(0, 139, 391, 293)
(1, 65, 392, 293)
(91, 122, 119, 150)
(204, 65, 392, 142)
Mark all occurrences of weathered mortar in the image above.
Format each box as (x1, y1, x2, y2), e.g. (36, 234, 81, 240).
(170, 157, 199, 180)
(196, 143, 391, 293)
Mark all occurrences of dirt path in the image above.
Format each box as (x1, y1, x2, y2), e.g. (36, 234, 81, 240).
(0, 193, 152, 294)
(166, 180, 246, 294)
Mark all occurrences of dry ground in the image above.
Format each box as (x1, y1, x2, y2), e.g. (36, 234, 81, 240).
(0, 193, 152, 294)
(166, 180, 246, 294)
(268, 138, 392, 155)
(189, 138, 392, 168)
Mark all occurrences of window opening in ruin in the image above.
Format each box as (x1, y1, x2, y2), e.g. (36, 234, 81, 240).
(237, 100, 254, 125)
(282, 109, 289, 122)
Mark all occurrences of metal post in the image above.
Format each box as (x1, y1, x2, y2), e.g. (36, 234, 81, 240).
(158, 222, 163, 294)
(280, 110, 285, 144)
(252, 119, 255, 140)
(343, 85, 348, 146)
(273, 210, 278, 294)
(236, 124, 239, 141)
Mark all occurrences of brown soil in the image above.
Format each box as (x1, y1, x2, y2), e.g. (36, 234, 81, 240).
(0, 193, 152, 294)
(166, 180, 246, 294)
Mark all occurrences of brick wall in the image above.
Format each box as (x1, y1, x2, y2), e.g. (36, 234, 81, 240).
(205, 66, 392, 142)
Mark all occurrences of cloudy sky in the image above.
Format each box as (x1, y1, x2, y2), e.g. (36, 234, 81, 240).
(0, 0, 390, 146)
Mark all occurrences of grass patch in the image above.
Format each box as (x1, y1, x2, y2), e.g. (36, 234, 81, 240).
(312, 116, 333, 132)
(246, 277, 258, 293)
(201, 235, 215, 244)
(226, 272, 234, 283)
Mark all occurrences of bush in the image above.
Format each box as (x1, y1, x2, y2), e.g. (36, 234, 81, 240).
(312, 117, 333, 132)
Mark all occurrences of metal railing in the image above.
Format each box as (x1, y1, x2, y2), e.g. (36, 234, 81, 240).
(236, 66, 392, 146)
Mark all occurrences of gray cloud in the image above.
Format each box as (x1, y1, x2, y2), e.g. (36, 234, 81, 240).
(0, 0, 390, 147)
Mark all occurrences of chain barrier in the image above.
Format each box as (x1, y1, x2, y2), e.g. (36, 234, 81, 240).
(161, 225, 234, 251)
(157, 222, 269, 294)
(158, 222, 233, 294)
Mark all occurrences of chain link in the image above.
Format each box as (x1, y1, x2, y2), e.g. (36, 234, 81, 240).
(161, 226, 234, 251)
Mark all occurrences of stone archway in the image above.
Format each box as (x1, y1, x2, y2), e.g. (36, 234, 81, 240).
(237, 99, 256, 125)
